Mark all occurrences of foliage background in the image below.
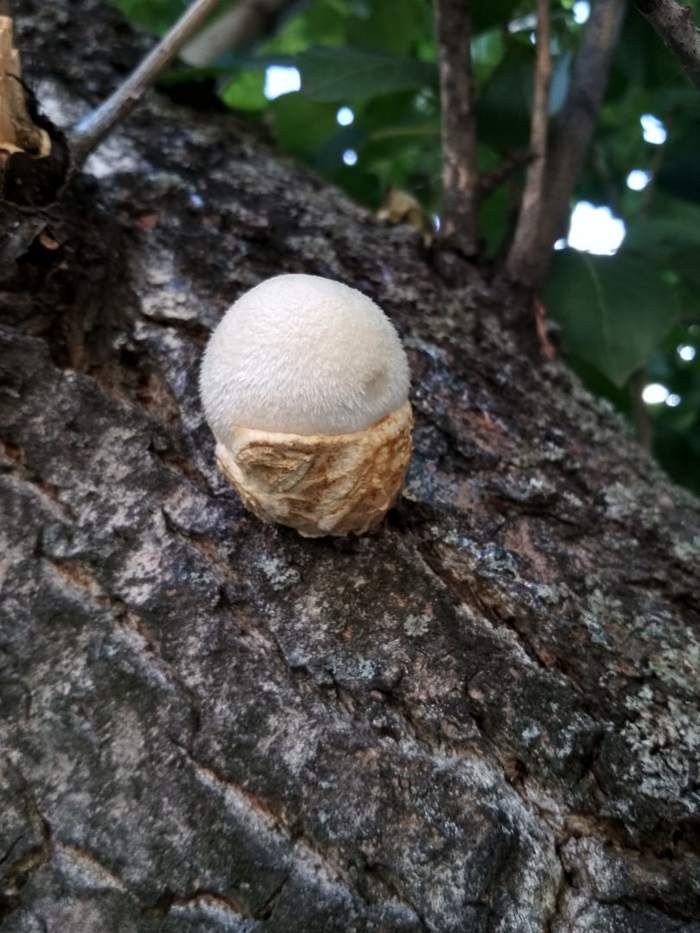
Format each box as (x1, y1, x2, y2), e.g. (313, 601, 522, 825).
(114, 0, 700, 494)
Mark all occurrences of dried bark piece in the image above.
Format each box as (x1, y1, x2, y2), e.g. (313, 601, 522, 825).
(0, 14, 69, 208)
(0, 15, 49, 159)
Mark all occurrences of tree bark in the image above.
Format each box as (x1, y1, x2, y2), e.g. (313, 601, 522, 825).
(434, 0, 478, 255)
(635, 0, 700, 92)
(1, 3, 699, 931)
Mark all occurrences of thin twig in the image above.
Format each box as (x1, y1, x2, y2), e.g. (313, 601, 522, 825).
(635, 0, 700, 91)
(71, 0, 222, 163)
(478, 150, 531, 198)
(534, 297, 557, 360)
(505, 0, 552, 284)
(518, 0, 627, 289)
(434, 0, 478, 255)
(181, 0, 302, 66)
(631, 369, 652, 451)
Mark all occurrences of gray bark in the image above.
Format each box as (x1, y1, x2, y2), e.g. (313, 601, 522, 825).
(1, 2, 699, 931)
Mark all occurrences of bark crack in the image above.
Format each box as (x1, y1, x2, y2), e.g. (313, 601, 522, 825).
(56, 843, 127, 892)
(169, 740, 430, 926)
(143, 886, 254, 921)
(544, 838, 573, 933)
(0, 791, 52, 923)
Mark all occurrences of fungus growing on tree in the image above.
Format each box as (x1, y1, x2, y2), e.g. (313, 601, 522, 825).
(200, 273, 413, 537)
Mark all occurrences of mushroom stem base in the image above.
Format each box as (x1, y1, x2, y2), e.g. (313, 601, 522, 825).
(215, 401, 413, 537)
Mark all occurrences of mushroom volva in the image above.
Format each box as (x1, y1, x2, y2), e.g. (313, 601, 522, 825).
(200, 273, 413, 537)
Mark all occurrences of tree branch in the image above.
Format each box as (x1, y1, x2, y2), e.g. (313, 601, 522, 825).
(478, 150, 531, 198)
(635, 0, 700, 90)
(181, 0, 302, 67)
(70, 0, 222, 163)
(505, 0, 552, 284)
(434, 0, 478, 256)
(631, 368, 653, 451)
(512, 0, 626, 289)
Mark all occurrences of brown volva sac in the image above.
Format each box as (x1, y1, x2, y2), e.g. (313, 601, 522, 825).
(215, 401, 413, 537)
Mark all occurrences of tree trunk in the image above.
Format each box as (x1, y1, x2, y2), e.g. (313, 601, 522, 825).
(1, 3, 699, 931)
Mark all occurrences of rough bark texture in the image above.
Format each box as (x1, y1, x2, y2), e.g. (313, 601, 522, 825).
(1, 2, 700, 932)
(434, 0, 478, 255)
(635, 0, 700, 92)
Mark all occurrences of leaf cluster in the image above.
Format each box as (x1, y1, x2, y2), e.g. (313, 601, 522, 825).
(114, 0, 700, 492)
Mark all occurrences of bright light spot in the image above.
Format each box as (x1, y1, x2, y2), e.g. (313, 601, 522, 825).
(342, 148, 358, 166)
(336, 106, 354, 127)
(554, 238, 567, 250)
(529, 31, 536, 44)
(264, 66, 301, 100)
(415, 90, 433, 113)
(433, 214, 441, 232)
(666, 393, 682, 407)
(508, 13, 536, 33)
(567, 201, 626, 255)
(642, 383, 669, 405)
(573, 1, 590, 24)
(626, 169, 651, 191)
(678, 344, 697, 361)
(641, 113, 667, 145)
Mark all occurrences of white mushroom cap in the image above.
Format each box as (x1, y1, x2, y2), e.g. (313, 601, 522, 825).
(200, 274, 410, 439)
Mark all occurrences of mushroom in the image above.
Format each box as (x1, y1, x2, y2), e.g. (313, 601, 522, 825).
(200, 273, 413, 537)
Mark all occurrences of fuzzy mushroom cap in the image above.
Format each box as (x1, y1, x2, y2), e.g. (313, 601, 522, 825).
(200, 274, 410, 440)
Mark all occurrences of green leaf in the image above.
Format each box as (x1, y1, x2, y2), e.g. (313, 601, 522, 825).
(261, 0, 350, 54)
(624, 198, 700, 296)
(472, 0, 520, 32)
(477, 185, 509, 258)
(268, 93, 339, 158)
(625, 216, 700, 257)
(301, 0, 352, 47)
(544, 250, 681, 386)
(609, 13, 688, 102)
(113, 0, 239, 36)
(346, 0, 433, 56)
(315, 124, 364, 174)
(220, 70, 267, 112)
(295, 47, 436, 101)
(113, 0, 186, 34)
(471, 30, 505, 85)
(476, 42, 533, 149)
(657, 121, 700, 204)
